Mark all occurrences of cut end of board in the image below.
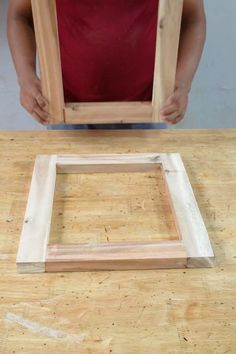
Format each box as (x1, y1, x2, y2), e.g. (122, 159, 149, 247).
(187, 256, 215, 268)
(17, 262, 45, 274)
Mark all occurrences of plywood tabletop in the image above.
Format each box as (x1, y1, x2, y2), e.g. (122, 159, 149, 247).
(0, 129, 236, 353)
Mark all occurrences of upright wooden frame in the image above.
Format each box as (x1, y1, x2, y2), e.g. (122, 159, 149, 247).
(17, 153, 214, 273)
(31, 0, 184, 124)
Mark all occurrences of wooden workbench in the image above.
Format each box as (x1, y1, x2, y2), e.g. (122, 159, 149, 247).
(0, 129, 236, 353)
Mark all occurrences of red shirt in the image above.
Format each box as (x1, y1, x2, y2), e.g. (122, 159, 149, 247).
(56, 0, 158, 102)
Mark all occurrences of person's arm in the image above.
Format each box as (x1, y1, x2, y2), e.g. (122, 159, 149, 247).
(160, 0, 206, 125)
(7, 0, 49, 125)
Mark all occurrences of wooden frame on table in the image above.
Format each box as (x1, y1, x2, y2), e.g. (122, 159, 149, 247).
(31, 0, 184, 124)
(17, 153, 214, 273)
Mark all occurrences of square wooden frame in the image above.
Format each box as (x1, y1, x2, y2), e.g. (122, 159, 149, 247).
(31, 0, 184, 124)
(17, 153, 214, 273)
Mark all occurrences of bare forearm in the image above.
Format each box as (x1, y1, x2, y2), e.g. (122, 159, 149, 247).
(160, 0, 206, 124)
(160, 18, 206, 125)
(176, 11, 206, 92)
(7, 0, 49, 125)
(7, 14, 37, 86)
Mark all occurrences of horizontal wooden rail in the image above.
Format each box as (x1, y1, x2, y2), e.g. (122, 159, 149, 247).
(64, 102, 153, 124)
(46, 241, 187, 272)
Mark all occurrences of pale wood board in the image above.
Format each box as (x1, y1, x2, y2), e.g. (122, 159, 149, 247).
(16, 155, 57, 273)
(31, 0, 64, 123)
(1, 130, 236, 353)
(152, 0, 184, 120)
(46, 241, 186, 272)
(65, 102, 153, 124)
(161, 153, 214, 267)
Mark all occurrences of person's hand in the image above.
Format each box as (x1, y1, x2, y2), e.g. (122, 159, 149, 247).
(19, 75, 49, 125)
(160, 86, 189, 125)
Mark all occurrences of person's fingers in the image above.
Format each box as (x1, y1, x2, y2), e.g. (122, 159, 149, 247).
(32, 103, 49, 121)
(35, 93, 49, 111)
(31, 111, 48, 125)
(28, 95, 48, 121)
(173, 114, 184, 124)
(21, 96, 49, 124)
(30, 80, 49, 110)
(32, 83, 49, 111)
(160, 103, 177, 116)
(167, 114, 184, 125)
(31, 101, 49, 124)
(160, 88, 188, 124)
(162, 111, 180, 122)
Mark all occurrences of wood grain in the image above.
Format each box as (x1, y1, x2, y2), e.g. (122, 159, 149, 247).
(161, 153, 214, 267)
(152, 0, 184, 120)
(31, 0, 64, 123)
(16, 155, 57, 273)
(46, 241, 187, 272)
(56, 153, 161, 173)
(65, 102, 153, 124)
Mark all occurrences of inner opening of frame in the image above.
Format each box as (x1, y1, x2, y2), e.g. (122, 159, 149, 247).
(55, 1, 158, 103)
(49, 165, 179, 245)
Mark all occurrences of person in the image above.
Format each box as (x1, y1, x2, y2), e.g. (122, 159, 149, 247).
(7, 0, 206, 128)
